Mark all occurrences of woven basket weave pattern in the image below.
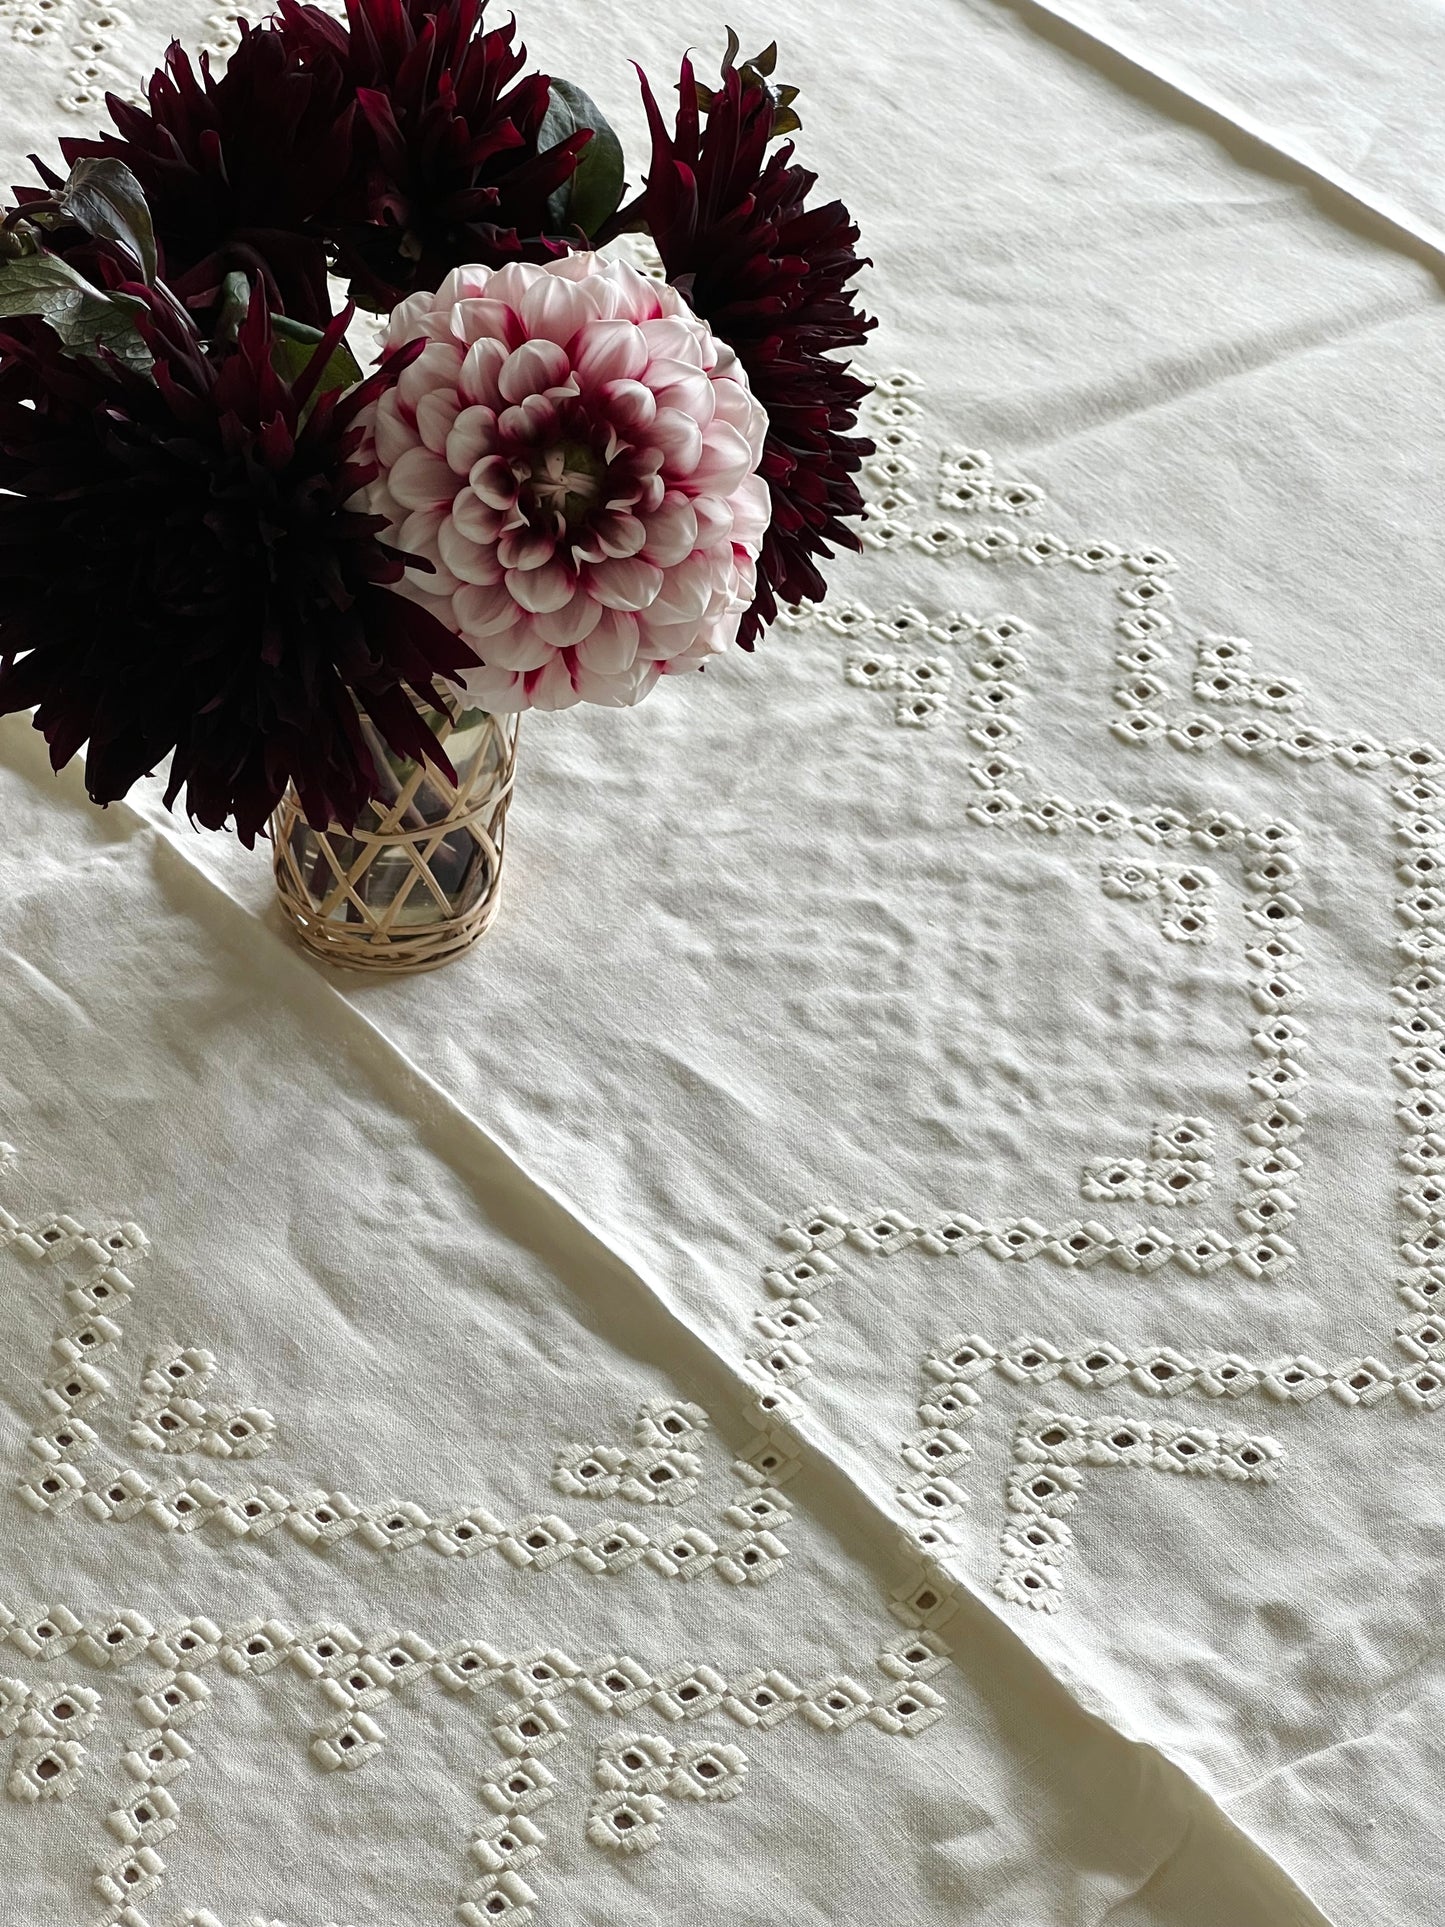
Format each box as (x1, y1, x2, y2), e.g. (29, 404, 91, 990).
(271, 706, 519, 974)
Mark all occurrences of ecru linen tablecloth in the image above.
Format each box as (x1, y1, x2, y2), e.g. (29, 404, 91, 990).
(2, 1, 1444, 1923)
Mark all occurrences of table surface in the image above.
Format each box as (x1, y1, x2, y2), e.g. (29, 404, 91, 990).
(2, 2, 1443, 1923)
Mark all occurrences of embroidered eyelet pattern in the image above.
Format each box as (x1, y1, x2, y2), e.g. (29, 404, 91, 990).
(1392, 754, 1445, 1320)
(753, 787, 1309, 1301)
(839, 381, 1172, 588)
(1191, 635, 1302, 712)
(0, 1672, 99, 1802)
(0, 0, 140, 120)
(2, 1158, 797, 1589)
(128, 1347, 276, 1461)
(553, 1400, 707, 1506)
(7, 1193, 285, 1529)
(819, 599, 1030, 737)
(1100, 860, 1218, 941)
(742, 718, 1445, 1612)
(835, 396, 1440, 785)
(584, 1730, 748, 1861)
(4, 0, 338, 123)
(815, 1294, 1445, 1615)
(0, 1605, 947, 1926)
(965, 814, 1307, 1233)
(1081, 1118, 1214, 1206)
(764, 1191, 1294, 1299)
(995, 1409, 1281, 1609)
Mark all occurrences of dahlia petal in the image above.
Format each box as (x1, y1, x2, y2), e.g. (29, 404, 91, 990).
(573, 319, 649, 388)
(552, 252, 628, 321)
(711, 337, 745, 382)
(435, 266, 498, 308)
(498, 395, 561, 443)
(416, 390, 460, 457)
(729, 473, 773, 550)
(438, 518, 505, 585)
(459, 661, 528, 712)
(599, 378, 656, 435)
(451, 490, 507, 545)
(446, 405, 499, 475)
(452, 581, 518, 638)
(658, 648, 712, 675)
(651, 406, 705, 476)
(648, 547, 722, 624)
(607, 261, 667, 321)
(575, 660, 663, 707)
(373, 390, 415, 467)
(649, 371, 717, 429)
(506, 558, 577, 613)
(529, 591, 602, 648)
(484, 262, 539, 311)
(585, 555, 664, 611)
(550, 250, 604, 283)
(633, 471, 667, 515)
(362, 477, 403, 532)
(499, 338, 574, 405)
(469, 454, 522, 510)
(640, 492, 699, 568)
(574, 608, 640, 674)
(527, 655, 585, 710)
(398, 563, 463, 603)
(690, 420, 755, 495)
(520, 272, 600, 347)
(640, 317, 708, 368)
(497, 524, 556, 571)
(575, 510, 646, 562)
(642, 355, 711, 389)
(690, 494, 735, 549)
(389, 446, 456, 512)
(637, 613, 731, 662)
(388, 288, 453, 345)
(711, 369, 768, 465)
(398, 506, 446, 565)
(459, 337, 510, 408)
(396, 341, 464, 413)
(469, 619, 556, 672)
(450, 298, 519, 348)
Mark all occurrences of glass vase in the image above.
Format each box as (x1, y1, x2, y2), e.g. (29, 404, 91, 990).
(271, 703, 519, 973)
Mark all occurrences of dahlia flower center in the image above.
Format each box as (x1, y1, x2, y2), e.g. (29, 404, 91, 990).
(526, 441, 605, 530)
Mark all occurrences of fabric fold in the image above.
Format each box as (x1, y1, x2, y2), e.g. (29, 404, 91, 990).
(62, 726, 1337, 1927)
(990, 0, 1445, 279)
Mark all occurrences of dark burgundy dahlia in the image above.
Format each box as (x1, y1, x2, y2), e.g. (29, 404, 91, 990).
(0, 292, 476, 844)
(25, 23, 352, 329)
(274, 0, 590, 312)
(637, 58, 875, 645)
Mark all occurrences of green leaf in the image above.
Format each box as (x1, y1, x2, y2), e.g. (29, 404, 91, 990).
(58, 157, 158, 283)
(0, 251, 151, 369)
(539, 78, 626, 239)
(269, 312, 363, 398)
(215, 269, 252, 343)
(0, 217, 42, 263)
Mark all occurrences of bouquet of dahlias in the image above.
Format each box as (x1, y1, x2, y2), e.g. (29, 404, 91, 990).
(0, 6, 872, 960)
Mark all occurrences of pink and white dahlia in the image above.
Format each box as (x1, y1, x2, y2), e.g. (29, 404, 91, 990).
(358, 252, 772, 710)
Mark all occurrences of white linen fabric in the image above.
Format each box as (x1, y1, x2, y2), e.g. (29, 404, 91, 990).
(1005, 0, 1445, 253)
(0, 1, 1442, 1923)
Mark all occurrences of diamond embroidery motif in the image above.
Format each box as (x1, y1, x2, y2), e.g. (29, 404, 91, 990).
(6, 382, 1445, 1924)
